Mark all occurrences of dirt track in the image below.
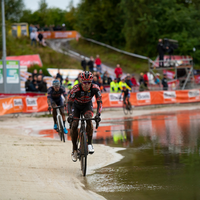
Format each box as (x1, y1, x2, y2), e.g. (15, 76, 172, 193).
(0, 105, 200, 200)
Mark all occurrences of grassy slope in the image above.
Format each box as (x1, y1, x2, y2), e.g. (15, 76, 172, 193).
(69, 38, 150, 74)
(4, 36, 82, 71)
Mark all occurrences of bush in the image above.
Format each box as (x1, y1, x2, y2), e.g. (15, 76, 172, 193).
(28, 65, 51, 77)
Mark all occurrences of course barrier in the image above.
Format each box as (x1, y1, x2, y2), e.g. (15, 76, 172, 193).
(0, 89, 200, 116)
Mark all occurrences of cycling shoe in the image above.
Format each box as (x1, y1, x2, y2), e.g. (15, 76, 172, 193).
(64, 127, 68, 134)
(54, 124, 57, 130)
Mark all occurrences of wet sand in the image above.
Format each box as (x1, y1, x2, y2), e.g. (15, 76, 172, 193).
(0, 104, 200, 200)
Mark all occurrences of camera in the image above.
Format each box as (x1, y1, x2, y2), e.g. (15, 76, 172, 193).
(163, 38, 178, 55)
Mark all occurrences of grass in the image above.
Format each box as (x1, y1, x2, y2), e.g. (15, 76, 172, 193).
(68, 38, 150, 74)
(4, 36, 82, 72)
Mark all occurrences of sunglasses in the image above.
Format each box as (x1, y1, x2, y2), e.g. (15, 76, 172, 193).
(82, 81, 92, 85)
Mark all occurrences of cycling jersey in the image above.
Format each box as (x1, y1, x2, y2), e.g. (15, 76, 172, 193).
(121, 89, 130, 98)
(68, 83, 102, 115)
(47, 86, 67, 101)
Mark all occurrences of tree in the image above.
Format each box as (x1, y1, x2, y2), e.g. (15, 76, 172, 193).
(0, 0, 24, 22)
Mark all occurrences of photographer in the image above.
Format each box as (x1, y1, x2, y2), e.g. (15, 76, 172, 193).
(157, 39, 167, 67)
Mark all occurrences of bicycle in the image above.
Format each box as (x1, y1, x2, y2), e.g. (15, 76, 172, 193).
(70, 113, 100, 176)
(49, 105, 66, 142)
(122, 97, 132, 115)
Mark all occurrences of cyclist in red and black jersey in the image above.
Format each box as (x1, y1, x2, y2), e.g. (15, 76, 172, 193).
(67, 71, 102, 162)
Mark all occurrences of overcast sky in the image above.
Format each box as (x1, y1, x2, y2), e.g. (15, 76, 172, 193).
(23, 0, 81, 11)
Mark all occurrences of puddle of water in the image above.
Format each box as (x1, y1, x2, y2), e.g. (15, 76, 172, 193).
(83, 110, 200, 200)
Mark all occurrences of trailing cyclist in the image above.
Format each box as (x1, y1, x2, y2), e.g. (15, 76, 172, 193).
(47, 79, 68, 134)
(120, 86, 131, 110)
(67, 71, 102, 162)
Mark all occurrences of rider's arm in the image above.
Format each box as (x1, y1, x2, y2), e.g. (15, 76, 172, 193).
(93, 85, 103, 115)
(47, 87, 52, 107)
(67, 85, 78, 115)
(60, 86, 68, 104)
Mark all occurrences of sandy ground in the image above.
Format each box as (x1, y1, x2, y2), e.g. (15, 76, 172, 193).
(0, 104, 200, 200)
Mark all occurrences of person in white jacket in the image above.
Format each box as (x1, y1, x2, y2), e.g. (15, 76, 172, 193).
(30, 29, 37, 46)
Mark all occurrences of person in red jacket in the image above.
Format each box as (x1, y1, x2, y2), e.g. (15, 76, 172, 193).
(114, 64, 123, 78)
(143, 71, 149, 88)
(95, 55, 102, 73)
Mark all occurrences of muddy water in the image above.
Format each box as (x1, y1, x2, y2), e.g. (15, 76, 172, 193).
(34, 110, 200, 200)
(84, 110, 200, 200)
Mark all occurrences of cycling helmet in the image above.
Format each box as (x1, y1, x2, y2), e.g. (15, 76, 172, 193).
(52, 79, 60, 87)
(122, 85, 126, 88)
(80, 71, 93, 81)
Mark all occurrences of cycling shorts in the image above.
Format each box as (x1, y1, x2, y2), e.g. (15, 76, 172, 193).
(51, 98, 64, 107)
(72, 101, 93, 118)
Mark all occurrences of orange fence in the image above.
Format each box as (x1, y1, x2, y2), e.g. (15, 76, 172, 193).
(40, 31, 78, 39)
(0, 89, 200, 116)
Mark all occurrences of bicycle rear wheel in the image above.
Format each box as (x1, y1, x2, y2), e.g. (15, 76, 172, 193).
(123, 103, 128, 115)
(129, 103, 133, 114)
(80, 131, 88, 176)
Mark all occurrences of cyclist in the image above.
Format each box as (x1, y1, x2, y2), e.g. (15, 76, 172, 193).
(120, 86, 131, 110)
(67, 71, 102, 162)
(47, 79, 68, 134)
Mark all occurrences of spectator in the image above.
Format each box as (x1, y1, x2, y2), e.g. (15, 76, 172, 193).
(63, 77, 73, 91)
(131, 74, 138, 86)
(98, 79, 106, 92)
(38, 69, 44, 78)
(92, 76, 99, 85)
(95, 55, 102, 73)
(102, 71, 112, 86)
(96, 71, 102, 81)
(139, 73, 146, 92)
(73, 73, 81, 86)
(143, 71, 148, 88)
(110, 78, 120, 93)
(30, 29, 37, 46)
(28, 79, 39, 92)
(93, 64, 97, 72)
(88, 56, 94, 72)
(117, 74, 122, 83)
(114, 64, 123, 78)
(32, 69, 38, 80)
(56, 69, 63, 85)
(162, 74, 168, 90)
(147, 72, 155, 85)
(25, 75, 33, 92)
(38, 32, 44, 46)
(157, 39, 168, 67)
(125, 74, 133, 88)
(81, 56, 87, 71)
(154, 73, 161, 87)
(37, 75, 47, 93)
(43, 25, 50, 31)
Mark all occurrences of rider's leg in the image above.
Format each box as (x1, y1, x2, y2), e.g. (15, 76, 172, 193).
(84, 111, 94, 145)
(84, 109, 94, 154)
(71, 119, 79, 151)
(52, 102, 57, 129)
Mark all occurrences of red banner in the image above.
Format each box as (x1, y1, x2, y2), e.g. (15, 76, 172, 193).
(7, 54, 43, 67)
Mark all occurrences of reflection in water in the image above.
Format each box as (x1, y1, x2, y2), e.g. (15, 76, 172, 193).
(34, 110, 200, 199)
(85, 110, 200, 200)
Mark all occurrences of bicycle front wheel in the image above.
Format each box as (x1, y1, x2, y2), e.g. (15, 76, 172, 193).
(58, 117, 65, 142)
(80, 131, 88, 176)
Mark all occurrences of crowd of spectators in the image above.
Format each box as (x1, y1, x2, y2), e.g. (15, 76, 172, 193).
(25, 69, 47, 93)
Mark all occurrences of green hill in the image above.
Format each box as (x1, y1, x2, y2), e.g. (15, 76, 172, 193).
(3, 36, 82, 75)
(68, 38, 149, 74)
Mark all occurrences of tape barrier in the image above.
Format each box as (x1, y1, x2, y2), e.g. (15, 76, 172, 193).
(0, 89, 200, 115)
